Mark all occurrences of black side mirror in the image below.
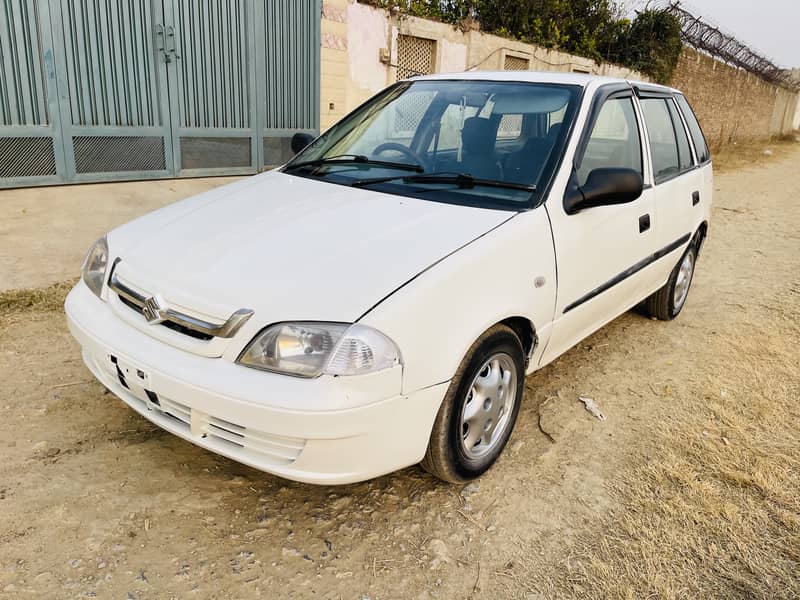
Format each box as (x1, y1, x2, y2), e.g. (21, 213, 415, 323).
(291, 132, 315, 155)
(564, 168, 643, 215)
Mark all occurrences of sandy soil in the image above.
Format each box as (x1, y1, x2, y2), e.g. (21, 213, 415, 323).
(1, 146, 798, 599)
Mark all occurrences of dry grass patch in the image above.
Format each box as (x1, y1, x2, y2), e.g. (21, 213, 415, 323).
(0, 278, 75, 328)
(712, 134, 799, 173)
(538, 329, 800, 599)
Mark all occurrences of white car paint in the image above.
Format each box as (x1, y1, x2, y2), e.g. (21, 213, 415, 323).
(65, 72, 712, 484)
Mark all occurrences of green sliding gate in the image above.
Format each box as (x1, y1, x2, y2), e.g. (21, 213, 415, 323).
(0, 0, 320, 189)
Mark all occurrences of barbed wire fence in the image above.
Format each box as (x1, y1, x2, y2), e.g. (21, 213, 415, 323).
(666, 1, 799, 91)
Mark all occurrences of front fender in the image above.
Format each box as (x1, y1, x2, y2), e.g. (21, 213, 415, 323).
(359, 208, 557, 394)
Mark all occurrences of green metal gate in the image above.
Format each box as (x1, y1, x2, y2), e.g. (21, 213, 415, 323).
(0, 0, 320, 189)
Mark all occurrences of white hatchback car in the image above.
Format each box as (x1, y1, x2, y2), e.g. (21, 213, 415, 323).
(66, 72, 712, 484)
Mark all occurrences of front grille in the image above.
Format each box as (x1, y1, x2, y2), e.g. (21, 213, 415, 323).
(128, 389, 305, 466)
(118, 294, 214, 341)
(203, 416, 306, 463)
(89, 353, 308, 469)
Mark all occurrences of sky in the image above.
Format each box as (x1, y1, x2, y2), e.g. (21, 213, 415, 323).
(630, 0, 800, 68)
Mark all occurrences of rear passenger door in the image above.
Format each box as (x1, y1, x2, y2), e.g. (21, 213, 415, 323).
(675, 93, 714, 238)
(637, 93, 702, 287)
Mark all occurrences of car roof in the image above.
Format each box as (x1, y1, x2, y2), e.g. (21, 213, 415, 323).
(410, 70, 680, 94)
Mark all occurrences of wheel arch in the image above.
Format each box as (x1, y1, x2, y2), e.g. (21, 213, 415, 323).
(694, 221, 708, 255)
(498, 316, 538, 369)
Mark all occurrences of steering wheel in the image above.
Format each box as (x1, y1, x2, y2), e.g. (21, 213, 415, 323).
(372, 142, 428, 170)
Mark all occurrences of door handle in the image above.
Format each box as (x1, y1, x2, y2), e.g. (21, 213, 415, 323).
(692, 191, 700, 206)
(155, 23, 166, 58)
(166, 25, 180, 61)
(639, 214, 650, 233)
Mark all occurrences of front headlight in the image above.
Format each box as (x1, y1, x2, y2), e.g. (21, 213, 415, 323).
(81, 236, 109, 299)
(237, 322, 401, 378)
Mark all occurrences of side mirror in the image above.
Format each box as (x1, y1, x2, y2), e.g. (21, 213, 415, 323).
(291, 132, 315, 155)
(564, 168, 643, 215)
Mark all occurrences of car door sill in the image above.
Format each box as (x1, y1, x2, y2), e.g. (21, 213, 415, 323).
(562, 233, 691, 314)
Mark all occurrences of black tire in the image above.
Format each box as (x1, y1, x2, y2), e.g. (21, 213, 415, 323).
(644, 244, 697, 320)
(420, 324, 525, 483)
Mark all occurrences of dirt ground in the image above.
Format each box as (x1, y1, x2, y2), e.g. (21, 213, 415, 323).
(1, 144, 798, 599)
(0, 177, 240, 292)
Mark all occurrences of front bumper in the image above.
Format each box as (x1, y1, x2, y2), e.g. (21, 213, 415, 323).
(65, 282, 447, 484)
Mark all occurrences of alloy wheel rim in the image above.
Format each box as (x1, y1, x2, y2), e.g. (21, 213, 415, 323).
(459, 353, 517, 460)
(673, 250, 695, 310)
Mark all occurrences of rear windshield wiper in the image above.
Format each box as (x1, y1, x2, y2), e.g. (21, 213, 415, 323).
(284, 154, 424, 173)
(351, 172, 536, 192)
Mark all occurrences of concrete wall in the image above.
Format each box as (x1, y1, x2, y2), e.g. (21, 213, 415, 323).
(792, 69, 800, 130)
(319, 1, 646, 130)
(670, 48, 800, 150)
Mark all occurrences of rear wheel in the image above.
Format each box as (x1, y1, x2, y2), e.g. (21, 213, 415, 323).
(421, 325, 524, 483)
(644, 244, 696, 320)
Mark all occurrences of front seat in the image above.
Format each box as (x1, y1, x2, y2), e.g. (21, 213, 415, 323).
(459, 117, 502, 180)
(505, 123, 562, 183)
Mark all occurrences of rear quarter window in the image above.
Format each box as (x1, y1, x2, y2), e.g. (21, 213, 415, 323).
(666, 99, 693, 171)
(675, 94, 710, 163)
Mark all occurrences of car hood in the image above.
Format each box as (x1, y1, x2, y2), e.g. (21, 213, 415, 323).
(110, 171, 514, 326)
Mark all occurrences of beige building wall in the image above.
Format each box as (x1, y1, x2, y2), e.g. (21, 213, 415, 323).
(319, 1, 647, 131)
(319, 2, 799, 146)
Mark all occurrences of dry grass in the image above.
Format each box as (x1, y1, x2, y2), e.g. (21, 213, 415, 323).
(544, 329, 800, 599)
(0, 278, 76, 327)
(712, 133, 800, 173)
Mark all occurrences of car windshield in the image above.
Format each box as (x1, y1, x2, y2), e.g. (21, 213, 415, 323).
(284, 79, 581, 210)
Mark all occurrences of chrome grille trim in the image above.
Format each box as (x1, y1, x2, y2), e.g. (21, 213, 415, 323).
(107, 258, 254, 339)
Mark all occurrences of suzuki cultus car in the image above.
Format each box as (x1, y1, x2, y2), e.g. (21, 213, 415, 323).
(66, 72, 712, 484)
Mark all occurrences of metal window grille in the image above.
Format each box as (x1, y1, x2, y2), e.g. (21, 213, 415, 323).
(0, 137, 56, 178)
(180, 137, 251, 170)
(397, 35, 435, 80)
(73, 136, 166, 173)
(504, 55, 530, 71)
(498, 114, 523, 139)
(393, 91, 436, 135)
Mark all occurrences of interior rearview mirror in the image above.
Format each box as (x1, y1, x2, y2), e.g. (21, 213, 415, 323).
(291, 132, 315, 155)
(563, 168, 643, 215)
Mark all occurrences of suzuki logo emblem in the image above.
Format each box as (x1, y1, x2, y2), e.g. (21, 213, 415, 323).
(142, 295, 167, 324)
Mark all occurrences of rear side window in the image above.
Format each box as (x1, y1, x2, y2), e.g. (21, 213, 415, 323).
(577, 96, 642, 187)
(640, 98, 681, 184)
(666, 100, 693, 170)
(675, 94, 710, 163)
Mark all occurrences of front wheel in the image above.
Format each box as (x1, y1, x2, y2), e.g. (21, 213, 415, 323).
(421, 325, 524, 483)
(644, 244, 696, 320)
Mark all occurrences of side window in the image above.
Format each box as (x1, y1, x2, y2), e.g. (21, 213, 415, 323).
(577, 96, 642, 187)
(640, 98, 680, 184)
(675, 94, 710, 163)
(666, 99, 693, 170)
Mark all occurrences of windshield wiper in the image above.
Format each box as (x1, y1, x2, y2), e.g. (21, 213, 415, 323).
(351, 172, 536, 192)
(284, 154, 424, 173)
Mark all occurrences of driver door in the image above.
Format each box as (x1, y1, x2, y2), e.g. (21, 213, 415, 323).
(541, 89, 656, 365)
